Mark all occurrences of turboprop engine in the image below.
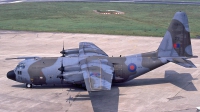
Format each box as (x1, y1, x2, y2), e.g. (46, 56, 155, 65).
(58, 64, 83, 84)
(60, 48, 79, 57)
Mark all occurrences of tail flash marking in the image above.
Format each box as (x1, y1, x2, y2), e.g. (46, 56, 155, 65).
(173, 43, 180, 48)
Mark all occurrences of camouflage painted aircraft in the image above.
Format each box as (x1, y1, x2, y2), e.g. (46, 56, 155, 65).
(6, 11, 197, 91)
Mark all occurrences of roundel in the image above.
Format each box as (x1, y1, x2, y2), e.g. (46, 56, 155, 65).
(128, 63, 137, 72)
(90, 73, 100, 77)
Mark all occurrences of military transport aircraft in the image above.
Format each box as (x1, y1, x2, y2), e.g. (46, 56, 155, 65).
(6, 11, 197, 91)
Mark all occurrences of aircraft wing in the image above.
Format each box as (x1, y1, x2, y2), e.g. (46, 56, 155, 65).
(79, 42, 108, 57)
(80, 57, 114, 91)
(5, 56, 40, 60)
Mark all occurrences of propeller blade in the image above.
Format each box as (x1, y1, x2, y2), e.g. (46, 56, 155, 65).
(61, 62, 64, 74)
(57, 57, 65, 79)
(60, 41, 65, 57)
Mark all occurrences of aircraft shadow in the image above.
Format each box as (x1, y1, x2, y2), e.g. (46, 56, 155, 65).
(89, 87, 119, 112)
(12, 84, 85, 91)
(70, 87, 120, 112)
(11, 70, 196, 112)
(114, 70, 197, 91)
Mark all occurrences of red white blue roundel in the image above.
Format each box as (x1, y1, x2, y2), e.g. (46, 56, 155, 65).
(128, 63, 137, 72)
(90, 73, 100, 77)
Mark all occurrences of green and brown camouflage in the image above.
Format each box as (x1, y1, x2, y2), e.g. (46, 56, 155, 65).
(6, 11, 197, 91)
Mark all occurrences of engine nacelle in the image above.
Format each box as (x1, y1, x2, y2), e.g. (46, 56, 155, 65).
(63, 71, 83, 83)
(63, 48, 79, 57)
(64, 64, 81, 72)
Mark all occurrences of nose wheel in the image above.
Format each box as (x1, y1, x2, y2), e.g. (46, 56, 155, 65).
(26, 84, 32, 88)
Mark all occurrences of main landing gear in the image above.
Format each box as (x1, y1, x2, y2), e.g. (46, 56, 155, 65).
(75, 84, 86, 90)
(26, 83, 32, 88)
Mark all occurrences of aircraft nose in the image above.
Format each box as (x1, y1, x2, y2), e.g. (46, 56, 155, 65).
(7, 70, 16, 81)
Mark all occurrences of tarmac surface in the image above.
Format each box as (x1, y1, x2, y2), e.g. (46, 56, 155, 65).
(0, 31, 199, 112)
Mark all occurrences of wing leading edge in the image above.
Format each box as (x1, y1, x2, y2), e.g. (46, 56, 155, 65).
(79, 42, 108, 57)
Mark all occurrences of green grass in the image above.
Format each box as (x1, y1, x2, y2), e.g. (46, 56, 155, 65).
(0, 2, 200, 37)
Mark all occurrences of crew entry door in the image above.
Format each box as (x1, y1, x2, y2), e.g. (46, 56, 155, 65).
(114, 64, 123, 77)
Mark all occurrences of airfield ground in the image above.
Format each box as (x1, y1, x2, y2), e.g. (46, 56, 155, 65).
(0, 31, 199, 112)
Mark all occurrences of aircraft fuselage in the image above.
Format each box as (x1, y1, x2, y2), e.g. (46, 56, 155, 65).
(7, 51, 168, 86)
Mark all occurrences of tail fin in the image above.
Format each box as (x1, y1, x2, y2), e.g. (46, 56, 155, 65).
(157, 11, 197, 68)
(158, 11, 195, 58)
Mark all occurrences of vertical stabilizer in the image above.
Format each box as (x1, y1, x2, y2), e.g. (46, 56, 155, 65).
(158, 11, 193, 57)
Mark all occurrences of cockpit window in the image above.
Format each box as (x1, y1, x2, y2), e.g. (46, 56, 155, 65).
(17, 63, 25, 69)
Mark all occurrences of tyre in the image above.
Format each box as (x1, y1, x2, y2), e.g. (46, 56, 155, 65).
(26, 84, 32, 88)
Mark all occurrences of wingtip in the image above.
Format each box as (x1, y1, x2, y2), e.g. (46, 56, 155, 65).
(5, 58, 17, 60)
(5, 56, 40, 60)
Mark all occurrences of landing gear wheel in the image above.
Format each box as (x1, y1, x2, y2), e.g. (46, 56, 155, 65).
(26, 84, 32, 88)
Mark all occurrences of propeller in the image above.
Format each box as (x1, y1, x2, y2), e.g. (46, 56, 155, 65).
(58, 61, 64, 75)
(60, 41, 65, 57)
(57, 58, 65, 86)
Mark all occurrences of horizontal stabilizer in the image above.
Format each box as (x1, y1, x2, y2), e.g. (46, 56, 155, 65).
(168, 58, 196, 68)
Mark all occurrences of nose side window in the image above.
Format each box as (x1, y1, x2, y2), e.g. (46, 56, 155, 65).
(17, 71, 22, 75)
